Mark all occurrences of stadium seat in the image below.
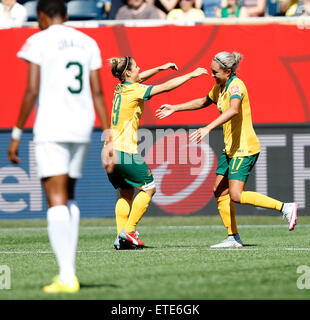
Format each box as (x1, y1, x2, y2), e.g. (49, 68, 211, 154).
(67, 0, 99, 20)
(266, 0, 280, 16)
(24, 0, 38, 22)
(17, 0, 30, 4)
(202, 0, 221, 18)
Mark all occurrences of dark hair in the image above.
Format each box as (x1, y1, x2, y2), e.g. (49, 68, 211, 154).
(37, 0, 67, 19)
(109, 56, 133, 82)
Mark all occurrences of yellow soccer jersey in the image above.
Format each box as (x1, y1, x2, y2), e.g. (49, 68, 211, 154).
(109, 81, 153, 154)
(208, 75, 260, 157)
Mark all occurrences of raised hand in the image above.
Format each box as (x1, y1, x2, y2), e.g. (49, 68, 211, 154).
(155, 104, 176, 119)
(160, 63, 178, 71)
(191, 67, 208, 78)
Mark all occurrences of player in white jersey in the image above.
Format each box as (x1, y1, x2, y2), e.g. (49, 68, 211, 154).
(7, 0, 115, 293)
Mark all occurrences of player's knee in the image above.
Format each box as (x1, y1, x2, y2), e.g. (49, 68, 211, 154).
(47, 193, 68, 207)
(213, 186, 229, 199)
(229, 190, 241, 203)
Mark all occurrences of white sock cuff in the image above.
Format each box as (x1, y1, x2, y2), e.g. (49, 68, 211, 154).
(67, 200, 78, 207)
(67, 200, 80, 217)
(47, 205, 70, 222)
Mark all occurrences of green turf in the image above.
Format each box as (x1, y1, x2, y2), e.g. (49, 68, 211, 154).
(0, 216, 310, 300)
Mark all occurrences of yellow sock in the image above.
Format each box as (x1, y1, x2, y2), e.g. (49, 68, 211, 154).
(216, 194, 238, 235)
(115, 197, 131, 235)
(240, 191, 283, 211)
(125, 191, 151, 233)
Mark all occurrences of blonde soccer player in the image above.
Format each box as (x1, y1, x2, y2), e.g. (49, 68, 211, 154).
(106, 56, 208, 249)
(7, 0, 116, 293)
(156, 51, 298, 248)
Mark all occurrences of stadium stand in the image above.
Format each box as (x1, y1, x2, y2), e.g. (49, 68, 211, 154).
(17, 0, 285, 20)
(24, 0, 37, 21)
(67, 0, 100, 20)
(266, 0, 280, 15)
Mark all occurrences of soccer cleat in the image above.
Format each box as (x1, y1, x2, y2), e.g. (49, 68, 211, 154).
(113, 236, 137, 250)
(114, 236, 121, 250)
(43, 275, 80, 294)
(282, 202, 298, 231)
(119, 228, 145, 248)
(210, 234, 243, 248)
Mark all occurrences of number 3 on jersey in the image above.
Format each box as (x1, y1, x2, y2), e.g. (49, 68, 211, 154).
(66, 61, 83, 94)
(112, 93, 121, 125)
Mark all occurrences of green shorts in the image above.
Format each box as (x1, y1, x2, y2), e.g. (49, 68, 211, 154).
(108, 150, 155, 190)
(216, 151, 259, 182)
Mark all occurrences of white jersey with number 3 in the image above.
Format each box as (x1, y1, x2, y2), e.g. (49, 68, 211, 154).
(17, 24, 102, 143)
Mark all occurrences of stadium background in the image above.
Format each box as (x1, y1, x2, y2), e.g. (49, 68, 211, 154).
(0, 21, 309, 219)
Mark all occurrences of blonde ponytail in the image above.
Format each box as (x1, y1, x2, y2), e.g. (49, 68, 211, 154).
(108, 56, 132, 82)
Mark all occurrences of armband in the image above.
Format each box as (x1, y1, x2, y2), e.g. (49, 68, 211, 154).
(12, 127, 23, 140)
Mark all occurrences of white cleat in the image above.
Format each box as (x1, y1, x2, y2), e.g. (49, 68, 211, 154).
(210, 234, 243, 248)
(282, 202, 298, 231)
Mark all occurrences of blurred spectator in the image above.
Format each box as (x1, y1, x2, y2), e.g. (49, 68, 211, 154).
(241, 0, 267, 16)
(167, 0, 205, 20)
(96, 0, 112, 19)
(265, 0, 281, 16)
(116, 0, 164, 19)
(147, 0, 178, 14)
(279, 0, 299, 15)
(215, 0, 248, 17)
(294, 0, 310, 15)
(196, 0, 221, 17)
(0, 0, 27, 28)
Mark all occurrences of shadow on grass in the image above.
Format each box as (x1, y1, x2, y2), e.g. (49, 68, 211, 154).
(80, 283, 120, 289)
(144, 244, 259, 249)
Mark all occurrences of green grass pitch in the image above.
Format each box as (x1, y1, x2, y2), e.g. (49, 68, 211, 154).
(0, 215, 310, 300)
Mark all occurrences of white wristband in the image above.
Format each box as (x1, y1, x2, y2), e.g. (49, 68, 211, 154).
(12, 127, 23, 140)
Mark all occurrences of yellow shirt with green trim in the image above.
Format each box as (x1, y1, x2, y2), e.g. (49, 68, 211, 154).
(109, 81, 153, 154)
(208, 75, 260, 158)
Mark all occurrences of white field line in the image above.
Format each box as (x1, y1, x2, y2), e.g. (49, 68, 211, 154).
(0, 247, 310, 255)
(0, 224, 309, 232)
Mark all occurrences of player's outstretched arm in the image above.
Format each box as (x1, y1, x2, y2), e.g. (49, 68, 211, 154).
(156, 96, 213, 119)
(8, 62, 40, 164)
(139, 62, 178, 83)
(190, 98, 241, 143)
(149, 67, 208, 98)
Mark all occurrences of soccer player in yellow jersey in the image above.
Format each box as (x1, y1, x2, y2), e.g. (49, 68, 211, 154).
(156, 51, 298, 248)
(105, 56, 208, 249)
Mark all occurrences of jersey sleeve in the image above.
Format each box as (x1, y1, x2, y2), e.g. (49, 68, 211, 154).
(17, 34, 42, 65)
(207, 85, 219, 104)
(229, 81, 244, 100)
(135, 84, 153, 101)
(90, 39, 102, 71)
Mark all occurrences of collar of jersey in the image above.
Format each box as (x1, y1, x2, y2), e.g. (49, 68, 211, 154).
(224, 74, 237, 92)
(122, 81, 133, 85)
(48, 24, 65, 30)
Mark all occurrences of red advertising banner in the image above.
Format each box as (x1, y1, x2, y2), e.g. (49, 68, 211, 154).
(1, 23, 310, 129)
